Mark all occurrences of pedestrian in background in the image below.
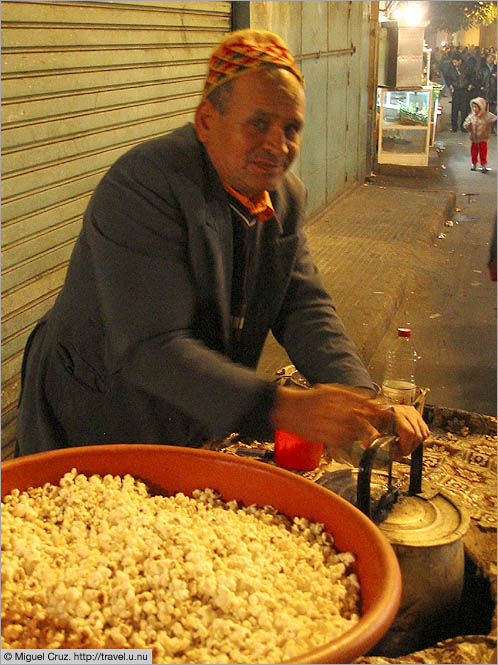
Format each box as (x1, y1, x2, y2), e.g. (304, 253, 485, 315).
(463, 96, 497, 173)
(478, 52, 497, 118)
(489, 215, 497, 282)
(473, 46, 484, 72)
(462, 47, 478, 78)
(447, 54, 475, 132)
(438, 48, 453, 97)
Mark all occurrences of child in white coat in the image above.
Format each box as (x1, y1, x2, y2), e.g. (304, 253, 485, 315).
(463, 96, 497, 173)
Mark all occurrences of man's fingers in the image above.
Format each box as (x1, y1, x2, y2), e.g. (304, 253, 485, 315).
(390, 405, 430, 456)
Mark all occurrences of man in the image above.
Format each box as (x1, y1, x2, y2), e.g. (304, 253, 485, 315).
(447, 54, 475, 132)
(489, 215, 497, 282)
(438, 48, 454, 97)
(16, 30, 428, 459)
(478, 52, 497, 117)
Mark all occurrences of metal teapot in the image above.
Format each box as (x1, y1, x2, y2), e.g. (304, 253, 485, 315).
(319, 435, 470, 657)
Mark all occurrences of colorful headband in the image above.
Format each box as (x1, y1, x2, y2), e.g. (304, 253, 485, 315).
(202, 29, 304, 100)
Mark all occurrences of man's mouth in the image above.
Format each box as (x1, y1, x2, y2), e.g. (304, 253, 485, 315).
(252, 160, 284, 173)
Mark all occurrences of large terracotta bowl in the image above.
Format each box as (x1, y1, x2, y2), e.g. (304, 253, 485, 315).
(1, 445, 402, 663)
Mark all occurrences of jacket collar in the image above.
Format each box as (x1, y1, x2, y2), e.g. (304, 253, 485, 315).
(188, 123, 288, 236)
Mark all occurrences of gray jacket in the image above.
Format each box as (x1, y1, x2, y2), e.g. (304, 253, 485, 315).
(16, 124, 373, 456)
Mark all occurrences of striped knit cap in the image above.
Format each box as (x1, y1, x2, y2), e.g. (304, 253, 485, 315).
(202, 29, 304, 101)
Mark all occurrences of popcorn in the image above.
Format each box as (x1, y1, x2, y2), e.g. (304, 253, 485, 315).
(1, 469, 360, 663)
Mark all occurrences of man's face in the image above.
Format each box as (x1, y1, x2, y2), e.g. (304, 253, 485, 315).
(487, 54, 495, 66)
(195, 68, 305, 197)
(452, 58, 462, 67)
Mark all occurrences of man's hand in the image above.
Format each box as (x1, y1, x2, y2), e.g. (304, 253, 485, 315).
(271, 385, 430, 457)
(383, 403, 430, 458)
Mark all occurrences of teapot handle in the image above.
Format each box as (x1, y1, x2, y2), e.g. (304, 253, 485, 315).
(357, 435, 424, 519)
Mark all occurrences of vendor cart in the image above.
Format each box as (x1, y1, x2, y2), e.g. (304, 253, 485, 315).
(206, 370, 497, 665)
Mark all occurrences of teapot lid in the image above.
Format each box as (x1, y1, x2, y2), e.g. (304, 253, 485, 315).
(317, 468, 469, 548)
(355, 434, 469, 546)
(379, 491, 469, 547)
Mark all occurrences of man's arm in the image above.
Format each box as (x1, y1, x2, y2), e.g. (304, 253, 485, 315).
(85, 141, 277, 439)
(271, 384, 430, 456)
(271, 228, 375, 391)
(269, 184, 428, 454)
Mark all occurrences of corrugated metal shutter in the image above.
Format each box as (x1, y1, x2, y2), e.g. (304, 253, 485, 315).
(1, 0, 232, 459)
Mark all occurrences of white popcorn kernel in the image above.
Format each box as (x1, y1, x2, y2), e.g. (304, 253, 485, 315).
(1, 471, 360, 663)
(75, 600, 91, 618)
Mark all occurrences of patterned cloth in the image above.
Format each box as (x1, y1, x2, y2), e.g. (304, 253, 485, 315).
(202, 29, 304, 101)
(354, 635, 497, 665)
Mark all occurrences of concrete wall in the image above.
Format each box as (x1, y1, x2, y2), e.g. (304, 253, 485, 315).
(429, 22, 497, 50)
(249, 1, 375, 217)
(479, 21, 498, 49)
(456, 25, 481, 48)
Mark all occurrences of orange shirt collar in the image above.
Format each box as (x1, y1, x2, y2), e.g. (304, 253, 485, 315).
(222, 183, 275, 222)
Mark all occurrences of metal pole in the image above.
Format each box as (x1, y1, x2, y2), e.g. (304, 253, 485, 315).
(295, 47, 355, 62)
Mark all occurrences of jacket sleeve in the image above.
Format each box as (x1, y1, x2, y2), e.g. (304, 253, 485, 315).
(445, 67, 456, 87)
(271, 197, 375, 392)
(84, 141, 277, 439)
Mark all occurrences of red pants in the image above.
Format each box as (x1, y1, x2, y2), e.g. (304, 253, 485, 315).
(471, 141, 488, 165)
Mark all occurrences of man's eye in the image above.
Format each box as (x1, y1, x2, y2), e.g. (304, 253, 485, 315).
(251, 118, 268, 130)
(285, 125, 300, 140)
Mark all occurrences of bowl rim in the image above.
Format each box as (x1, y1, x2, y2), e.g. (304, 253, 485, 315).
(2, 444, 402, 663)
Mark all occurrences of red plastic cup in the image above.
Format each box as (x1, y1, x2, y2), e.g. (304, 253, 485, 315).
(274, 430, 323, 471)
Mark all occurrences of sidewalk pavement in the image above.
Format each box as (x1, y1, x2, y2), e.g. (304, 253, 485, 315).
(256, 172, 456, 381)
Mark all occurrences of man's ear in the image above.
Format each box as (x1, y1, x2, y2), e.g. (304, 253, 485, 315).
(194, 99, 216, 143)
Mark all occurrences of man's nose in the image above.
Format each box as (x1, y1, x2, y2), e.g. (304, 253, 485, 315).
(263, 124, 288, 155)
